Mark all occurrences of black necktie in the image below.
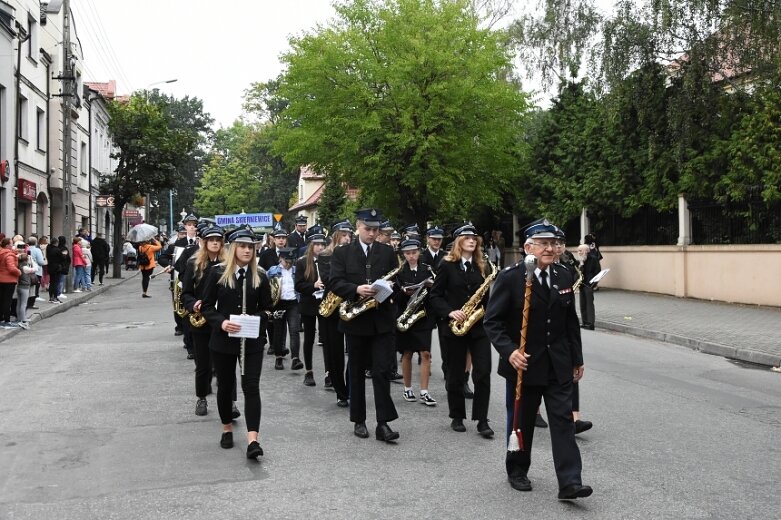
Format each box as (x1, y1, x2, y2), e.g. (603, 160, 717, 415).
(464, 261, 471, 272)
(540, 270, 549, 289)
(237, 267, 246, 285)
(366, 245, 372, 258)
(189, 239, 194, 246)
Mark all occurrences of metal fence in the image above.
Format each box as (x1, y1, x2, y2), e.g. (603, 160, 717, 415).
(590, 206, 678, 246)
(689, 198, 781, 245)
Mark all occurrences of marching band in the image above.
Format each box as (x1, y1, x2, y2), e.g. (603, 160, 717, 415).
(168, 209, 592, 499)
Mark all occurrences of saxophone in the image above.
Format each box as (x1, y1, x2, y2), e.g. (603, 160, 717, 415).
(173, 280, 189, 318)
(572, 264, 584, 292)
(396, 285, 430, 332)
(269, 276, 282, 307)
(339, 263, 403, 321)
(449, 259, 498, 336)
(319, 291, 343, 317)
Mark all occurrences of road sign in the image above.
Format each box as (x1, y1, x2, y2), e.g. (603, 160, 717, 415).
(215, 213, 273, 227)
(96, 195, 115, 207)
(273, 213, 283, 222)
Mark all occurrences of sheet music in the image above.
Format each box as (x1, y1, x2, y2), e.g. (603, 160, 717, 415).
(370, 279, 394, 303)
(313, 289, 325, 300)
(228, 314, 261, 339)
(589, 268, 610, 285)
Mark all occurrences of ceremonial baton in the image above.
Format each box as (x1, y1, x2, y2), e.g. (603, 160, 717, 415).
(508, 254, 536, 452)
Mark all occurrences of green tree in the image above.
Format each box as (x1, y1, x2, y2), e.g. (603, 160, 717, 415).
(106, 93, 200, 276)
(316, 172, 348, 228)
(268, 0, 530, 225)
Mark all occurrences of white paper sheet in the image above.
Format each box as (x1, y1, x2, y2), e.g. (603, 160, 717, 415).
(370, 279, 394, 303)
(589, 268, 610, 285)
(228, 314, 261, 339)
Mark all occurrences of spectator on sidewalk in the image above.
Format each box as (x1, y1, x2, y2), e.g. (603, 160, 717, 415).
(81, 239, 93, 292)
(72, 237, 87, 293)
(91, 233, 110, 286)
(15, 252, 36, 330)
(576, 244, 600, 330)
(27, 237, 45, 308)
(0, 238, 21, 327)
(46, 236, 69, 302)
(39, 236, 49, 291)
(138, 238, 162, 298)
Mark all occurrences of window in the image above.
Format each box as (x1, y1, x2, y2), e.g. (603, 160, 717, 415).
(18, 96, 28, 142)
(36, 108, 44, 150)
(27, 15, 38, 62)
(80, 142, 87, 174)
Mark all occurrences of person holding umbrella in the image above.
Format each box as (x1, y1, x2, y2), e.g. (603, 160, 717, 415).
(483, 219, 591, 500)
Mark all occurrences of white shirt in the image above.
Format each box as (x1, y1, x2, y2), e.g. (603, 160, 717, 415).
(359, 240, 372, 256)
(280, 265, 296, 300)
(235, 265, 248, 280)
(461, 256, 473, 271)
(534, 267, 550, 287)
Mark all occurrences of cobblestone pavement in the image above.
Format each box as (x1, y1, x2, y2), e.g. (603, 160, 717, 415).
(593, 289, 781, 367)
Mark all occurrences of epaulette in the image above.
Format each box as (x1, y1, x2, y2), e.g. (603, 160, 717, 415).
(504, 261, 522, 271)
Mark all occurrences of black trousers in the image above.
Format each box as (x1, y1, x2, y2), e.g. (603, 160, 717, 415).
(504, 376, 583, 489)
(579, 285, 595, 326)
(444, 333, 491, 421)
(301, 313, 326, 371)
(141, 269, 152, 292)
(323, 314, 348, 401)
(91, 261, 106, 284)
(211, 348, 263, 431)
(572, 382, 580, 412)
(346, 332, 398, 424)
(193, 328, 237, 401)
(437, 322, 449, 374)
(182, 318, 194, 353)
(48, 273, 60, 300)
(0, 282, 16, 322)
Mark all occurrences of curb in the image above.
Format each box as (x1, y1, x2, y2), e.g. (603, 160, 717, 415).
(597, 319, 781, 368)
(0, 270, 140, 344)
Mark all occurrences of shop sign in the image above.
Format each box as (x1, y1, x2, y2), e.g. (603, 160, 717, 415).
(18, 179, 36, 201)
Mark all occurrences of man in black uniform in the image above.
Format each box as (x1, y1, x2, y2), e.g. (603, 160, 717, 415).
(287, 215, 308, 251)
(259, 228, 288, 270)
(159, 214, 201, 357)
(484, 219, 592, 500)
(330, 208, 400, 442)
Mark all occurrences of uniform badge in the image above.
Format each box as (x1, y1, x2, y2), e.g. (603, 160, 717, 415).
(558, 287, 572, 295)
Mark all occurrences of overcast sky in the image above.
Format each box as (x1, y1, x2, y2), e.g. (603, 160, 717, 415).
(72, 0, 616, 129)
(72, 0, 339, 128)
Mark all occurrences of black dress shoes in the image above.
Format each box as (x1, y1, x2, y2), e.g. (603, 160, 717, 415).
(389, 371, 403, 383)
(375, 422, 399, 442)
(558, 484, 593, 500)
(575, 420, 593, 434)
(246, 441, 263, 459)
(336, 399, 349, 408)
(476, 419, 494, 438)
(450, 418, 466, 432)
(195, 398, 207, 416)
(231, 403, 241, 420)
(220, 431, 233, 449)
(354, 422, 369, 438)
(535, 414, 548, 428)
(508, 475, 532, 491)
(303, 372, 316, 386)
(291, 358, 304, 370)
(275, 358, 284, 370)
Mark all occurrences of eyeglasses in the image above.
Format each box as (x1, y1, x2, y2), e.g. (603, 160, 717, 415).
(531, 241, 556, 250)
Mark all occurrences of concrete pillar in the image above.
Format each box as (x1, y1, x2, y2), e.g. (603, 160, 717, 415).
(511, 213, 520, 247)
(579, 208, 590, 244)
(677, 194, 691, 246)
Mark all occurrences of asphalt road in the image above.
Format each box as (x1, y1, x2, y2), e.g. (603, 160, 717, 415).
(0, 280, 779, 519)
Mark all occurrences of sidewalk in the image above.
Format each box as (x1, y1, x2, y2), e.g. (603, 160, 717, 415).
(0, 269, 140, 343)
(594, 289, 781, 368)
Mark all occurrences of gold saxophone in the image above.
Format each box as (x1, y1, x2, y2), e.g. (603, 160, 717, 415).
(319, 291, 343, 317)
(173, 281, 189, 318)
(270, 276, 282, 307)
(396, 285, 430, 332)
(572, 264, 584, 292)
(449, 259, 498, 336)
(339, 263, 403, 321)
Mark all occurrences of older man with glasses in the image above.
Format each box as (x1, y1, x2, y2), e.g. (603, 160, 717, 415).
(484, 219, 592, 500)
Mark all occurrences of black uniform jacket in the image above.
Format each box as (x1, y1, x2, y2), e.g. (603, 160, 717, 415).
(201, 265, 274, 355)
(330, 240, 397, 335)
(421, 248, 445, 273)
(581, 253, 601, 286)
(294, 256, 322, 316)
(428, 259, 490, 339)
(258, 247, 281, 271)
(181, 257, 220, 315)
(287, 231, 306, 251)
(158, 237, 199, 279)
(483, 262, 583, 387)
(394, 262, 436, 332)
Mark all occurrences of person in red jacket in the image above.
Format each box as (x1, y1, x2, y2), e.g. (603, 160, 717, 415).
(71, 237, 87, 293)
(0, 238, 22, 328)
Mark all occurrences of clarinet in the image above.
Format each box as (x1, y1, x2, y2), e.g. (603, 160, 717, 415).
(240, 275, 247, 376)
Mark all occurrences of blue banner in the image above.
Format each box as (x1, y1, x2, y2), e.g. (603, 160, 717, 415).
(215, 213, 273, 227)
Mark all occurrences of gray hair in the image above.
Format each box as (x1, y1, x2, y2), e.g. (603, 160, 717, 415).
(27, 236, 38, 246)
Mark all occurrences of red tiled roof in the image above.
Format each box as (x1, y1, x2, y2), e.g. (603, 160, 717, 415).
(85, 80, 117, 99)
